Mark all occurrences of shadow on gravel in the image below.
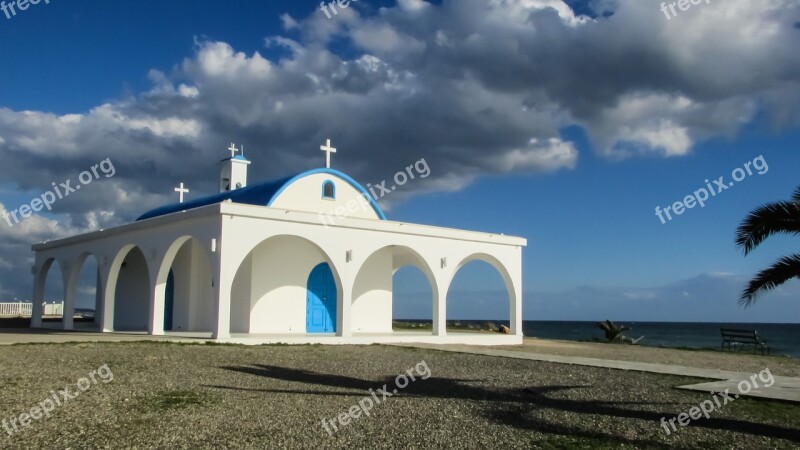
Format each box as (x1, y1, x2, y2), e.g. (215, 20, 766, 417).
(491, 404, 674, 449)
(504, 386, 800, 445)
(217, 364, 800, 445)
(0, 317, 97, 331)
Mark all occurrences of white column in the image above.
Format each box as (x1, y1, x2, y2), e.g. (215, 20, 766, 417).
(148, 246, 167, 336)
(509, 249, 523, 336)
(433, 283, 447, 336)
(94, 268, 103, 330)
(211, 248, 232, 340)
(100, 263, 116, 333)
(510, 289, 523, 336)
(30, 265, 44, 328)
(148, 284, 165, 336)
(337, 281, 352, 337)
(211, 276, 232, 340)
(61, 261, 75, 331)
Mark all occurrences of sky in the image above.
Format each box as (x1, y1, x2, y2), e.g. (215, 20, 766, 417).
(0, 0, 799, 323)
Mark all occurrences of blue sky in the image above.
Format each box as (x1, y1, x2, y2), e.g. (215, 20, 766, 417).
(1, 0, 799, 322)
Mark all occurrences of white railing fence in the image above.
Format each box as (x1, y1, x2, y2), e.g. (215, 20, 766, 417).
(44, 302, 64, 316)
(0, 301, 64, 317)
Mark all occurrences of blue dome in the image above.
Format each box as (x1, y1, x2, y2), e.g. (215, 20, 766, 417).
(137, 168, 386, 221)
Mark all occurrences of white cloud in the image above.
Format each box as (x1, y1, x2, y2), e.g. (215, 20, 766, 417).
(499, 138, 578, 172)
(280, 13, 299, 30)
(0, 0, 799, 299)
(622, 291, 657, 301)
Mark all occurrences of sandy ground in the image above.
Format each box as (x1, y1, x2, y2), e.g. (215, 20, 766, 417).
(494, 338, 800, 377)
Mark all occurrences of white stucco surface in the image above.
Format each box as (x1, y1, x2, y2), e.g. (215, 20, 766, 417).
(269, 173, 381, 220)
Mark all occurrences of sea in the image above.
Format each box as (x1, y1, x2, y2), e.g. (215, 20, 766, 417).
(521, 321, 800, 358)
(435, 320, 800, 357)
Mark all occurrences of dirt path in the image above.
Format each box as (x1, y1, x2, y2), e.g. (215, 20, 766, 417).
(493, 338, 800, 377)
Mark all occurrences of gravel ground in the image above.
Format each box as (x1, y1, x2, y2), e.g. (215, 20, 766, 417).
(497, 338, 800, 377)
(0, 342, 798, 449)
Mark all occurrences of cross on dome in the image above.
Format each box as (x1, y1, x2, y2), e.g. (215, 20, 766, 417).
(174, 182, 189, 203)
(320, 138, 337, 168)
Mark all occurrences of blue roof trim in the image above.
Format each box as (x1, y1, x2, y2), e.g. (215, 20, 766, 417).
(219, 155, 251, 162)
(136, 168, 386, 221)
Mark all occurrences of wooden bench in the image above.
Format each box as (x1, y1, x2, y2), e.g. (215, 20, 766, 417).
(720, 328, 769, 356)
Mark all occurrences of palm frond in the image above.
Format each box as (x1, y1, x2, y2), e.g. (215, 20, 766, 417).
(740, 254, 800, 307)
(735, 201, 800, 255)
(794, 186, 800, 203)
(596, 320, 630, 342)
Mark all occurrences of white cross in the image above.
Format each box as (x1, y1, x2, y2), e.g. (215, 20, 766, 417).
(174, 183, 189, 203)
(228, 142, 238, 158)
(320, 138, 337, 168)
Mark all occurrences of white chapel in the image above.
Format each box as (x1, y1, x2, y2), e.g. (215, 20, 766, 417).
(30, 141, 526, 345)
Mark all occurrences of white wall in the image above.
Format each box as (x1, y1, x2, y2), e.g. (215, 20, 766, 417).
(169, 239, 213, 331)
(171, 246, 191, 330)
(230, 254, 252, 333)
(189, 240, 214, 331)
(351, 247, 392, 333)
(269, 173, 380, 220)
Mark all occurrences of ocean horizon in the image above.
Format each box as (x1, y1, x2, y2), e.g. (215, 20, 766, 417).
(399, 319, 800, 358)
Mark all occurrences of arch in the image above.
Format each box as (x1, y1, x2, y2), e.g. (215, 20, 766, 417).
(68, 252, 101, 328)
(352, 245, 438, 334)
(229, 234, 342, 334)
(155, 236, 214, 332)
(37, 258, 65, 327)
(102, 244, 134, 330)
(447, 253, 516, 327)
(392, 266, 434, 326)
(105, 245, 151, 331)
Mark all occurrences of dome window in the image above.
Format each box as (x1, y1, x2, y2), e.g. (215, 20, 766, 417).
(322, 180, 335, 199)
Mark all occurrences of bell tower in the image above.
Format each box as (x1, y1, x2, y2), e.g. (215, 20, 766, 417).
(219, 143, 251, 192)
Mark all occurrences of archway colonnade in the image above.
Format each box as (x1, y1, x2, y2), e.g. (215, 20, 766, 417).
(31, 205, 524, 341)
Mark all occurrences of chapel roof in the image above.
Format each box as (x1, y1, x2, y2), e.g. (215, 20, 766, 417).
(136, 168, 386, 221)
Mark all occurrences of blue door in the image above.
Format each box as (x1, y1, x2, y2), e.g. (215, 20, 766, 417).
(306, 262, 336, 333)
(164, 270, 174, 331)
